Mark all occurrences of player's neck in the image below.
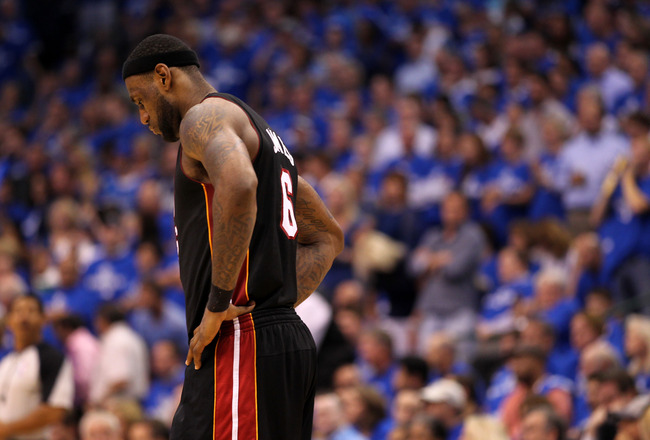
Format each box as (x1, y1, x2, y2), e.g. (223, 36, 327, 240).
(177, 76, 217, 118)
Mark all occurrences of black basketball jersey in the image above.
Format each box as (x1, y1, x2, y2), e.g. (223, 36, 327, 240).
(174, 92, 298, 337)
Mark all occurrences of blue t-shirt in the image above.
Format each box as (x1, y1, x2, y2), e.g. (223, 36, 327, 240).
(529, 153, 565, 220)
(538, 298, 580, 348)
(483, 160, 532, 243)
(82, 251, 137, 303)
(599, 176, 650, 278)
(460, 164, 494, 221)
(143, 369, 184, 416)
(40, 285, 102, 328)
(485, 366, 516, 415)
(480, 276, 534, 335)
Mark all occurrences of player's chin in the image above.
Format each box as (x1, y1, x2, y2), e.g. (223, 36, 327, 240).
(162, 132, 181, 143)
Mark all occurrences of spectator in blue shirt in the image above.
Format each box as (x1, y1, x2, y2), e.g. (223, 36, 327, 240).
(313, 392, 365, 440)
(143, 339, 184, 420)
(590, 134, 650, 308)
(338, 385, 392, 440)
(478, 247, 534, 341)
(41, 255, 101, 333)
(82, 208, 137, 304)
(613, 50, 648, 116)
(128, 280, 187, 355)
(584, 289, 625, 358)
(520, 318, 576, 380)
(530, 115, 570, 221)
(458, 133, 494, 221)
(523, 268, 579, 349)
(482, 128, 534, 244)
(583, 43, 632, 113)
(356, 328, 398, 403)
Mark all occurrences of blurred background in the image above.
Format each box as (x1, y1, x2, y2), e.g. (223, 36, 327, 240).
(2, 0, 650, 439)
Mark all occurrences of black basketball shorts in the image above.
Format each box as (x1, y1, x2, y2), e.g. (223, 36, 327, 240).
(170, 307, 317, 440)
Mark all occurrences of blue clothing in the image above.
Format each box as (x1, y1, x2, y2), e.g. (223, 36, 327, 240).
(485, 367, 516, 415)
(40, 285, 102, 328)
(330, 426, 366, 440)
(575, 269, 607, 307)
(359, 362, 398, 403)
(538, 298, 580, 348)
(599, 176, 650, 279)
(83, 251, 137, 303)
(480, 276, 534, 336)
(370, 419, 394, 440)
(483, 159, 532, 243)
(143, 369, 184, 416)
(605, 318, 626, 359)
(529, 153, 565, 220)
(428, 362, 472, 383)
(129, 301, 189, 353)
(547, 347, 579, 380)
(383, 155, 461, 227)
(634, 373, 650, 393)
(448, 423, 463, 440)
(460, 164, 494, 221)
(535, 374, 574, 396)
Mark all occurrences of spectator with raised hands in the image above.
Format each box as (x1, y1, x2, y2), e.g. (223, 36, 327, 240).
(590, 134, 650, 310)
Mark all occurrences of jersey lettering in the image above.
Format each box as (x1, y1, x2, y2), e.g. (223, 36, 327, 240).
(266, 128, 294, 166)
(280, 169, 297, 239)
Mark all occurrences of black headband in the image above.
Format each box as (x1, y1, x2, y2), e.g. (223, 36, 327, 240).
(122, 49, 200, 80)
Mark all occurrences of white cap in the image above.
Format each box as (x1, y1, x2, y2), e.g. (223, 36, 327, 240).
(421, 379, 466, 409)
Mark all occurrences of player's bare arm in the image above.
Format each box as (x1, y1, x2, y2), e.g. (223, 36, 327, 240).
(180, 100, 258, 369)
(294, 177, 344, 307)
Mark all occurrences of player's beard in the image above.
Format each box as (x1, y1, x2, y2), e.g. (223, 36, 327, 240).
(157, 93, 182, 142)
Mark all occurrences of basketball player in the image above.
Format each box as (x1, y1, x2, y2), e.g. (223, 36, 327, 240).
(122, 35, 344, 439)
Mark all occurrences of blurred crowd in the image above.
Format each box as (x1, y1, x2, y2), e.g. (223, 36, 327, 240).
(3, 0, 650, 439)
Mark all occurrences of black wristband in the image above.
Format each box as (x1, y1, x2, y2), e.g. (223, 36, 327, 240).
(206, 285, 234, 313)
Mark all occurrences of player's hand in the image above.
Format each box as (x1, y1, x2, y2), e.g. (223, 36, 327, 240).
(186, 301, 255, 370)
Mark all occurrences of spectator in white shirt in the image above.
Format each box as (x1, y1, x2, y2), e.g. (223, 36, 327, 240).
(371, 95, 436, 172)
(89, 305, 149, 405)
(558, 87, 629, 235)
(585, 43, 634, 114)
(394, 28, 436, 95)
(0, 295, 74, 440)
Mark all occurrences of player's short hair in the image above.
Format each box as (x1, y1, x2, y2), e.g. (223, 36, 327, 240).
(123, 34, 200, 79)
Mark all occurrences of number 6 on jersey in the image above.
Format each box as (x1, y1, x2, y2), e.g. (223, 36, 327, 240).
(280, 169, 297, 239)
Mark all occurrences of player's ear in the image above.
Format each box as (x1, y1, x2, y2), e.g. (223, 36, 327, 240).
(154, 63, 171, 91)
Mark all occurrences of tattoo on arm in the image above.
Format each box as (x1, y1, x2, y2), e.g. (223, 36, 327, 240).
(294, 177, 343, 307)
(180, 102, 258, 292)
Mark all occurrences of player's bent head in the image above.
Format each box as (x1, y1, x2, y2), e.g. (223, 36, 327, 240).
(123, 34, 200, 82)
(123, 34, 202, 142)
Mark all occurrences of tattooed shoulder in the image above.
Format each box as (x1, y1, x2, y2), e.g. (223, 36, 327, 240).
(179, 102, 227, 160)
